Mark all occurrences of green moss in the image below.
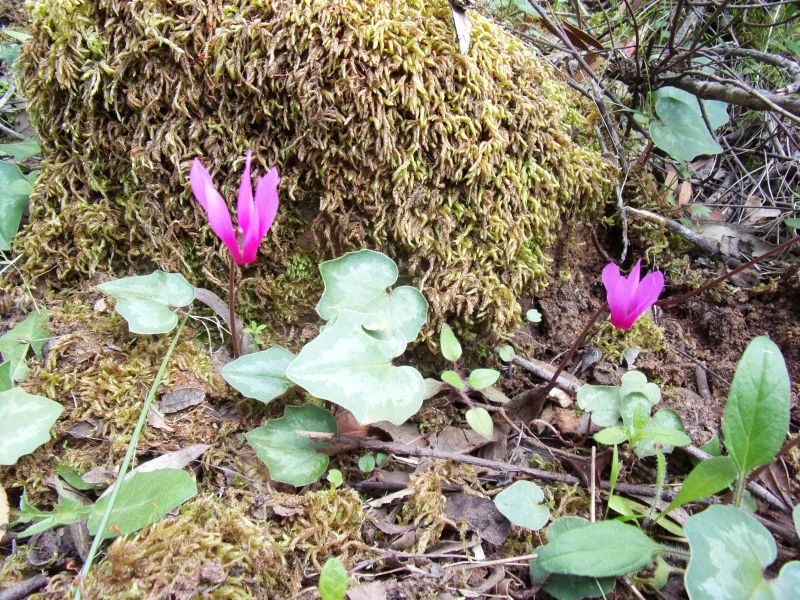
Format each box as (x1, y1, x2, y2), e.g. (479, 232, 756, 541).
(591, 317, 665, 363)
(9, 0, 615, 338)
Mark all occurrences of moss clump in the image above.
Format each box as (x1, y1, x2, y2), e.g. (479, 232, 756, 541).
(12, 0, 614, 337)
(591, 317, 665, 363)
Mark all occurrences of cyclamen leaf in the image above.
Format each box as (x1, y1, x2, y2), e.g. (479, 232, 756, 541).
(246, 404, 337, 486)
(722, 337, 790, 477)
(221, 346, 295, 404)
(315, 249, 427, 344)
(88, 469, 197, 540)
(318, 557, 348, 600)
(465, 407, 493, 439)
(537, 520, 661, 577)
(286, 311, 424, 425)
(98, 271, 195, 334)
(577, 385, 621, 428)
(0, 161, 33, 251)
(494, 480, 549, 531)
(439, 323, 462, 362)
(0, 388, 63, 465)
(684, 504, 800, 600)
(0, 138, 40, 160)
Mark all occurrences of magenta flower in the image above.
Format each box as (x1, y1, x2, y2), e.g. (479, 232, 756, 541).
(602, 260, 664, 330)
(190, 151, 280, 264)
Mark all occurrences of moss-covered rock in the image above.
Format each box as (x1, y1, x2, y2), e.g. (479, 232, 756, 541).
(13, 0, 615, 336)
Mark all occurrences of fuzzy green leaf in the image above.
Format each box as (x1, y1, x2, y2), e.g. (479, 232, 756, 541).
(494, 480, 549, 531)
(98, 271, 195, 335)
(538, 520, 661, 577)
(441, 370, 463, 390)
(593, 426, 628, 446)
(722, 337, 790, 477)
(246, 404, 337, 486)
(88, 469, 196, 540)
(319, 557, 348, 600)
(0, 388, 63, 466)
(468, 368, 500, 390)
(465, 407, 493, 439)
(286, 311, 424, 425)
(661, 456, 738, 517)
(221, 346, 295, 404)
(439, 323, 462, 362)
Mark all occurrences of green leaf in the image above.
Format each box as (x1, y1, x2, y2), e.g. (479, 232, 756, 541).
(0, 361, 12, 392)
(315, 249, 427, 345)
(286, 311, 425, 425)
(0, 139, 40, 160)
(465, 407, 493, 439)
(785, 218, 800, 231)
(88, 469, 196, 540)
(607, 496, 684, 537)
(701, 433, 722, 457)
(318, 557, 348, 600)
(16, 494, 91, 538)
(0, 161, 33, 251)
(1, 29, 32, 42)
(620, 371, 660, 406)
(649, 87, 728, 163)
(221, 346, 295, 404)
(375, 452, 388, 467)
(468, 368, 500, 390)
(722, 337, 790, 477)
(0, 310, 50, 382)
(246, 404, 337, 486)
(593, 426, 628, 446)
(577, 385, 621, 428)
(98, 271, 195, 335)
(685, 505, 800, 600)
(439, 323, 462, 362)
(326, 469, 343, 488)
(441, 369, 463, 390)
(494, 480, 549, 531)
(531, 517, 616, 600)
(634, 408, 689, 458)
(538, 520, 661, 577)
(55, 464, 104, 491)
(526, 308, 542, 323)
(497, 344, 515, 362)
(0, 43, 20, 67)
(660, 456, 738, 517)
(0, 387, 63, 465)
(358, 454, 376, 473)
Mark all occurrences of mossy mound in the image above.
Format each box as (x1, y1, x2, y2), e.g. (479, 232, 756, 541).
(14, 0, 614, 335)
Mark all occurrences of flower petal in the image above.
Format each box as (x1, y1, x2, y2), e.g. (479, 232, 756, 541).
(602, 263, 630, 327)
(254, 167, 280, 239)
(629, 270, 665, 320)
(236, 151, 254, 236)
(190, 158, 239, 259)
(628, 260, 642, 295)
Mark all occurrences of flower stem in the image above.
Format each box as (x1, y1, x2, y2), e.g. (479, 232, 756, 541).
(656, 234, 800, 308)
(73, 315, 188, 599)
(229, 258, 241, 359)
(533, 304, 607, 401)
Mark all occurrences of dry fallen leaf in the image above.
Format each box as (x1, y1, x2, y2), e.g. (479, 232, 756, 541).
(0, 485, 8, 533)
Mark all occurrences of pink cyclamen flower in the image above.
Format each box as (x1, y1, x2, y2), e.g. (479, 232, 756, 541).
(602, 260, 664, 330)
(190, 151, 279, 264)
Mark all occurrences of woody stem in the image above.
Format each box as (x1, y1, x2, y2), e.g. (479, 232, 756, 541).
(229, 258, 241, 359)
(656, 234, 800, 307)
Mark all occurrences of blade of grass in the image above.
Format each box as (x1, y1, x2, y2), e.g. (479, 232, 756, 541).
(73, 315, 188, 599)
